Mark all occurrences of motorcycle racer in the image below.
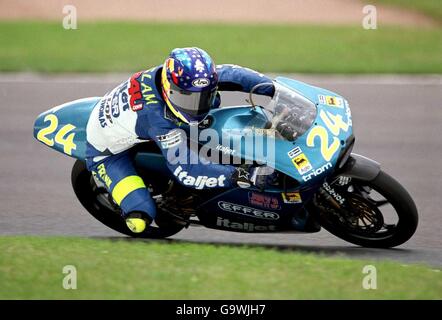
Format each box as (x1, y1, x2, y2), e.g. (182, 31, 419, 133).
(85, 47, 274, 233)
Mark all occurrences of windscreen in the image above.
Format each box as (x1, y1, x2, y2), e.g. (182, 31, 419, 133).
(264, 83, 317, 141)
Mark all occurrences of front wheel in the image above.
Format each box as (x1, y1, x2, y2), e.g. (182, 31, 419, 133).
(314, 170, 418, 248)
(71, 160, 185, 239)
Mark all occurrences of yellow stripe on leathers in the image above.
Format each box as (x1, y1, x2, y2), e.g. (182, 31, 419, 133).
(112, 175, 146, 205)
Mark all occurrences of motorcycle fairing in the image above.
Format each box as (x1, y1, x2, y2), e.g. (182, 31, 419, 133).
(33, 97, 100, 160)
(195, 186, 319, 232)
(206, 77, 353, 186)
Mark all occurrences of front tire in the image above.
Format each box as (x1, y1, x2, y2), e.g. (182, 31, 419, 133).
(315, 170, 418, 248)
(71, 160, 184, 239)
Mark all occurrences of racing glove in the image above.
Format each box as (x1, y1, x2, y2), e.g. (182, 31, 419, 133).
(232, 165, 279, 189)
(231, 165, 254, 188)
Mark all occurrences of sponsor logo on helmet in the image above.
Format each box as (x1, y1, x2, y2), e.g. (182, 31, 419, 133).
(218, 201, 280, 220)
(192, 78, 210, 88)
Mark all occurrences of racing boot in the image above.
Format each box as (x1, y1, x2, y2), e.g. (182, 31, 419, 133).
(125, 211, 152, 233)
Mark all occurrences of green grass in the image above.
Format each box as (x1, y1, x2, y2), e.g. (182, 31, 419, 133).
(0, 22, 441, 73)
(371, 0, 442, 23)
(0, 236, 440, 299)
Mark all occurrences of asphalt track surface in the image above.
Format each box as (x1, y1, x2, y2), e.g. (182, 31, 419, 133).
(0, 73, 441, 267)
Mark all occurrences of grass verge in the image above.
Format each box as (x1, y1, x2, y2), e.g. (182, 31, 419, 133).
(0, 22, 441, 74)
(0, 236, 440, 299)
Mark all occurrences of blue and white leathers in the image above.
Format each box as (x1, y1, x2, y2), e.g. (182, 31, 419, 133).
(84, 65, 274, 219)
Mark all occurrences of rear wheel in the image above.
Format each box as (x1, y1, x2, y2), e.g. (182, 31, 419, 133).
(314, 170, 418, 248)
(71, 160, 185, 238)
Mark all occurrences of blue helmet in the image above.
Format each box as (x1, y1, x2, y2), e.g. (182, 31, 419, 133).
(161, 47, 218, 123)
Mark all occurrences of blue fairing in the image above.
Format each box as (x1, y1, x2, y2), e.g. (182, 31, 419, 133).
(207, 77, 353, 187)
(33, 97, 100, 160)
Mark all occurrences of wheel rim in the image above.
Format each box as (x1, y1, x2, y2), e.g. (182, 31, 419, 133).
(317, 177, 401, 240)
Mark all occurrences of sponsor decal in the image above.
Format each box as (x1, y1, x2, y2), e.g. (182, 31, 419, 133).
(281, 192, 302, 204)
(157, 129, 182, 149)
(115, 136, 144, 146)
(248, 192, 281, 210)
(218, 201, 280, 220)
(131, 103, 143, 112)
(338, 176, 351, 186)
(216, 217, 277, 232)
(98, 97, 114, 128)
(139, 72, 159, 106)
(111, 93, 120, 118)
(192, 78, 210, 88)
(128, 72, 143, 111)
(292, 153, 313, 175)
(344, 99, 352, 127)
(174, 166, 226, 189)
(95, 163, 112, 188)
(287, 146, 302, 159)
(322, 182, 345, 205)
(250, 128, 277, 137)
(216, 144, 235, 155)
(318, 94, 344, 108)
(287, 146, 313, 175)
(97, 82, 134, 127)
(128, 71, 159, 111)
(98, 71, 158, 128)
(302, 162, 332, 182)
(118, 84, 130, 112)
(98, 100, 107, 128)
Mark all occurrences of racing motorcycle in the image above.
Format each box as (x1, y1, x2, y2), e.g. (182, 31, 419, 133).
(33, 76, 418, 248)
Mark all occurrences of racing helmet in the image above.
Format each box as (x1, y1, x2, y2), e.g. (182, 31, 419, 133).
(161, 47, 218, 124)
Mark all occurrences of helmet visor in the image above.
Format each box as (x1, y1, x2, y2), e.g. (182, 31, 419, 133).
(169, 83, 216, 116)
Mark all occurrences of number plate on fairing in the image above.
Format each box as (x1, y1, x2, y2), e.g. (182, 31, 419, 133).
(34, 97, 100, 160)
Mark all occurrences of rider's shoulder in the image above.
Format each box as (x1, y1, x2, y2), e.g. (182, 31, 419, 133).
(129, 65, 161, 80)
(216, 64, 265, 78)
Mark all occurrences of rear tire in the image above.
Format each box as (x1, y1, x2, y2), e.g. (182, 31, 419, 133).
(316, 170, 418, 248)
(71, 159, 184, 239)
